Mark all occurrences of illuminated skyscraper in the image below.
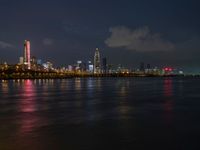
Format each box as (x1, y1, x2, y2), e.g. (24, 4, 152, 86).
(94, 48, 101, 74)
(23, 40, 31, 69)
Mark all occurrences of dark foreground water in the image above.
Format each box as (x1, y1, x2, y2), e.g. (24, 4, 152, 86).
(0, 77, 200, 150)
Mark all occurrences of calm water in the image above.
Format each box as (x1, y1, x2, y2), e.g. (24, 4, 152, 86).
(0, 77, 200, 150)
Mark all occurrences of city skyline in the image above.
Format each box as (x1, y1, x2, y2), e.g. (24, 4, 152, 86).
(0, 0, 200, 73)
(0, 40, 178, 74)
(0, 40, 181, 78)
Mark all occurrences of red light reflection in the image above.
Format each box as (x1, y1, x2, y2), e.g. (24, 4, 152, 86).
(164, 79, 173, 97)
(18, 79, 39, 134)
(15, 80, 48, 149)
(19, 79, 36, 113)
(163, 78, 174, 124)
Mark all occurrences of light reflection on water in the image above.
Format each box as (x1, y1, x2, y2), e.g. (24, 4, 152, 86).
(1, 80, 9, 94)
(163, 78, 174, 124)
(0, 78, 200, 150)
(19, 80, 36, 113)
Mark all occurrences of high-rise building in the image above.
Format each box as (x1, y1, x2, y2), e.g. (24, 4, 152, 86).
(76, 60, 82, 70)
(23, 40, 31, 69)
(94, 48, 101, 74)
(87, 61, 93, 73)
(76, 60, 86, 72)
(147, 64, 151, 70)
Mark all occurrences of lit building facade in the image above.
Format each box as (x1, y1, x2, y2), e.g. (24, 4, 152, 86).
(94, 48, 101, 74)
(43, 61, 53, 70)
(19, 57, 24, 65)
(23, 40, 31, 69)
(87, 61, 93, 73)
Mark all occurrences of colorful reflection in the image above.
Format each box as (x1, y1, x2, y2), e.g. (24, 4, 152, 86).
(15, 80, 48, 149)
(18, 79, 39, 134)
(1, 80, 9, 94)
(19, 80, 36, 113)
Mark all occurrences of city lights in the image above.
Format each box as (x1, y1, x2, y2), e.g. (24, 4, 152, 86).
(0, 40, 187, 79)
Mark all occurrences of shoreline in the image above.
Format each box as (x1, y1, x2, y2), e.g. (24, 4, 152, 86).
(0, 73, 199, 80)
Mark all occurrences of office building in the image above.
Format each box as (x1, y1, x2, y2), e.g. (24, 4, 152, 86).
(19, 57, 24, 65)
(23, 40, 31, 69)
(94, 48, 101, 74)
(37, 59, 42, 65)
(31, 56, 37, 65)
(140, 62, 145, 72)
(87, 61, 93, 73)
(43, 61, 53, 70)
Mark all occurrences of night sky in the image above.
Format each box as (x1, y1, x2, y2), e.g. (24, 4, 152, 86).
(0, 0, 200, 72)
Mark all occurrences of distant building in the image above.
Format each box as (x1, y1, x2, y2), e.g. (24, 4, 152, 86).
(43, 61, 53, 70)
(77, 60, 82, 65)
(80, 62, 86, 72)
(19, 57, 24, 65)
(75, 60, 86, 72)
(107, 64, 114, 73)
(23, 40, 31, 69)
(94, 48, 101, 74)
(145, 63, 151, 73)
(86, 61, 93, 73)
(31, 56, 37, 65)
(31, 56, 38, 70)
(102, 57, 107, 74)
(147, 64, 151, 70)
(89, 65, 94, 73)
(68, 65, 73, 71)
(140, 62, 145, 72)
(76, 60, 82, 71)
(37, 59, 42, 65)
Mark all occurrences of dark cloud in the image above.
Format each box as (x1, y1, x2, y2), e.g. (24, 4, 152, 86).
(0, 41, 14, 49)
(43, 38, 54, 46)
(105, 26, 175, 52)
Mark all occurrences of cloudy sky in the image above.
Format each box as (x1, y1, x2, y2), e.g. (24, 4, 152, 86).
(0, 0, 200, 72)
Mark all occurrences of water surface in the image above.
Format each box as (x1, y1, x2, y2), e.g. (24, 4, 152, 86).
(0, 77, 200, 150)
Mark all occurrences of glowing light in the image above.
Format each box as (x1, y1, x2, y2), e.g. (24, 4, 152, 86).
(164, 67, 173, 72)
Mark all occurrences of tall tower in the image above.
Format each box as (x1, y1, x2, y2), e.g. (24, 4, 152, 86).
(94, 48, 101, 74)
(23, 40, 31, 69)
